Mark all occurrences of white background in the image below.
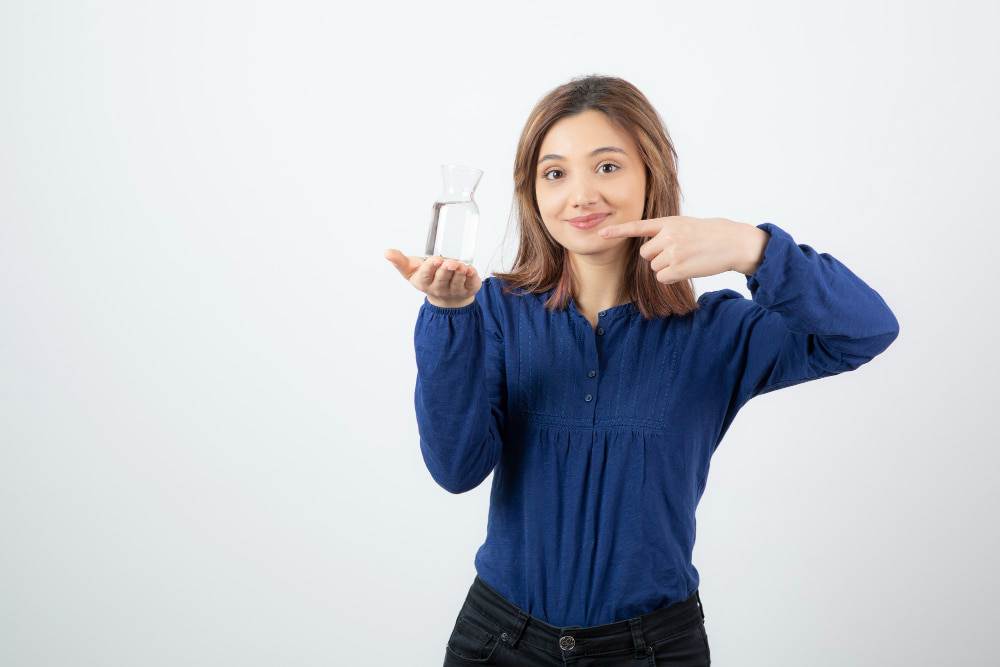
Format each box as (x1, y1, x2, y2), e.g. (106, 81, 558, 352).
(1, 1, 997, 665)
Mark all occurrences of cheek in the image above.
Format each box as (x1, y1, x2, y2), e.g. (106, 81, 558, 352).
(535, 193, 562, 227)
(609, 181, 644, 207)
(535, 188, 557, 213)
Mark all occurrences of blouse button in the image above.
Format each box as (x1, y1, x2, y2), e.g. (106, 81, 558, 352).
(596, 327, 605, 336)
(598, 310, 607, 317)
(584, 394, 593, 402)
(587, 370, 596, 378)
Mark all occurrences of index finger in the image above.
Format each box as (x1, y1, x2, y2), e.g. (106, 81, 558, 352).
(598, 219, 662, 239)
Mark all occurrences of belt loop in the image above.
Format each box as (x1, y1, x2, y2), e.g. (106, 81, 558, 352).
(695, 590, 705, 621)
(505, 609, 529, 649)
(628, 617, 646, 659)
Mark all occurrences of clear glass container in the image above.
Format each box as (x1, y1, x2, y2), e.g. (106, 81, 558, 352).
(424, 164, 482, 264)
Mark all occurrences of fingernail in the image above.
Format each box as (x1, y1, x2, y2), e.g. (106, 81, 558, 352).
(598, 229, 609, 237)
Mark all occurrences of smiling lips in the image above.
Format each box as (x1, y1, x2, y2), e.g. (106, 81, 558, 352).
(567, 212, 610, 229)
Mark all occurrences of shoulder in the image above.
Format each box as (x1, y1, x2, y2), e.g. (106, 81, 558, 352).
(478, 276, 508, 310)
(479, 276, 537, 308)
(477, 276, 550, 329)
(477, 276, 522, 330)
(481, 275, 507, 294)
(482, 275, 527, 295)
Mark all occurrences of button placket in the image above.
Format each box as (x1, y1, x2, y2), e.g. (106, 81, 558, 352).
(584, 366, 597, 403)
(588, 311, 609, 416)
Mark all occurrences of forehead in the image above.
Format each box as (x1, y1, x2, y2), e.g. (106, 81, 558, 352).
(538, 110, 636, 158)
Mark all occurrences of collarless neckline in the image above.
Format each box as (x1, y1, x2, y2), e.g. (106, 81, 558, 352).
(566, 296, 637, 319)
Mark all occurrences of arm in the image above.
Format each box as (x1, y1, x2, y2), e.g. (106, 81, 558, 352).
(413, 279, 507, 494)
(720, 223, 900, 410)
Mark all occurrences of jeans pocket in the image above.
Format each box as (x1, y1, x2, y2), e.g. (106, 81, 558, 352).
(649, 620, 711, 666)
(445, 607, 504, 664)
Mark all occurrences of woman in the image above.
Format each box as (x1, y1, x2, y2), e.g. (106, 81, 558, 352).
(384, 75, 898, 666)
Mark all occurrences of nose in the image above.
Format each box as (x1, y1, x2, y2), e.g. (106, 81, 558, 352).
(571, 173, 600, 207)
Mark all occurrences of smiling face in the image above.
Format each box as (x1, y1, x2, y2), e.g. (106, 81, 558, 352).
(535, 110, 647, 264)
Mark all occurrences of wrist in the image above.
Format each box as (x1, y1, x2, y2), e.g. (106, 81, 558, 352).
(427, 294, 476, 309)
(731, 223, 770, 276)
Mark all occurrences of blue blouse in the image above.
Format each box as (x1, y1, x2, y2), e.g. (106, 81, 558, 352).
(412, 223, 899, 628)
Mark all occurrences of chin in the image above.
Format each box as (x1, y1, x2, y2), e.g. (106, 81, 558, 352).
(562, 237, 627, 257)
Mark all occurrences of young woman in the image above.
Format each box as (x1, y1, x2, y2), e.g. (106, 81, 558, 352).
(385, 75, 898, 666)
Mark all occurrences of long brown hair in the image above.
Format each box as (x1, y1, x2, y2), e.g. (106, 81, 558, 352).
(493, 75, 698, 319)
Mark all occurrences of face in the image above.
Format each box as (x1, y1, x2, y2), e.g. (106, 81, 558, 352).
(535, 110, 647, 263)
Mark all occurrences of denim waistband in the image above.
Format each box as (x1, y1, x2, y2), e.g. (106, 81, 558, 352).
(462, 576, 705, 660)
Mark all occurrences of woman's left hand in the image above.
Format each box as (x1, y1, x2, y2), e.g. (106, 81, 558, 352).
(598, 216, 770, 284)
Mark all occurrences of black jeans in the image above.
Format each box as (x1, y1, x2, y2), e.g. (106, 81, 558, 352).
(443, 576, 711, 666)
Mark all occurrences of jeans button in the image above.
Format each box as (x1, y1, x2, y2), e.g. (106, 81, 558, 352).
(559, 635, 575, 651)
(500, 632, 508, 642)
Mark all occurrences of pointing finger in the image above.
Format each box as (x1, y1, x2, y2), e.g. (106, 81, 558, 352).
(598, 219, 661, 239)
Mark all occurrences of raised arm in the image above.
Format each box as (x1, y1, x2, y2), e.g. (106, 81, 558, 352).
(713, 222, 899, 411)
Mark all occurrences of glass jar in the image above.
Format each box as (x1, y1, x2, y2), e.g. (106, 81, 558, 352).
(424, 164, 483, 264)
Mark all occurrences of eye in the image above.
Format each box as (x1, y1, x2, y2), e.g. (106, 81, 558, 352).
(542, 163, 619, 181)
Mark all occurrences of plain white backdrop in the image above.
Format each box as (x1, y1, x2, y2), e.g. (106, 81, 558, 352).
(1, 1, 997, 665)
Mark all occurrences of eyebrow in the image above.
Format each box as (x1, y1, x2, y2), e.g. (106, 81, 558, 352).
(538, 146, 626, 165)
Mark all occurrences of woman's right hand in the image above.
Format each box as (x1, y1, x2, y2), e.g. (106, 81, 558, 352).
(384, 249, 481, 308)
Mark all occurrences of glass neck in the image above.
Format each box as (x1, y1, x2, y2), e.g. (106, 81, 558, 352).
(441, 165, 483, 200)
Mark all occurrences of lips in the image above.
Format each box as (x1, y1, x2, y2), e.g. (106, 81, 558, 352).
(567, 212, 610, 229)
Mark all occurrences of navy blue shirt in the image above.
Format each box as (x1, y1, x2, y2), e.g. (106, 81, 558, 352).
(413, 223, 898, 627)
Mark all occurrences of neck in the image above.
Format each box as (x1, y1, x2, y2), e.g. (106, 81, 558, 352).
(567, 249, 630, 317)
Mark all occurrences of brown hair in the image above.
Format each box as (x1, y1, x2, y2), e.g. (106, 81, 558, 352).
(493, 75, 699, 319)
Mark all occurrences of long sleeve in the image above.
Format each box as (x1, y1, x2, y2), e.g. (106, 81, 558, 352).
(413, 278, 508, 494)
(711, 222, 899, 414)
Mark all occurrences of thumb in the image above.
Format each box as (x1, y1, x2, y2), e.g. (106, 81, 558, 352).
(384, 248, 423, 279)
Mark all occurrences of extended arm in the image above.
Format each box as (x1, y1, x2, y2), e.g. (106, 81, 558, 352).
(413, 282, 507, 493)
